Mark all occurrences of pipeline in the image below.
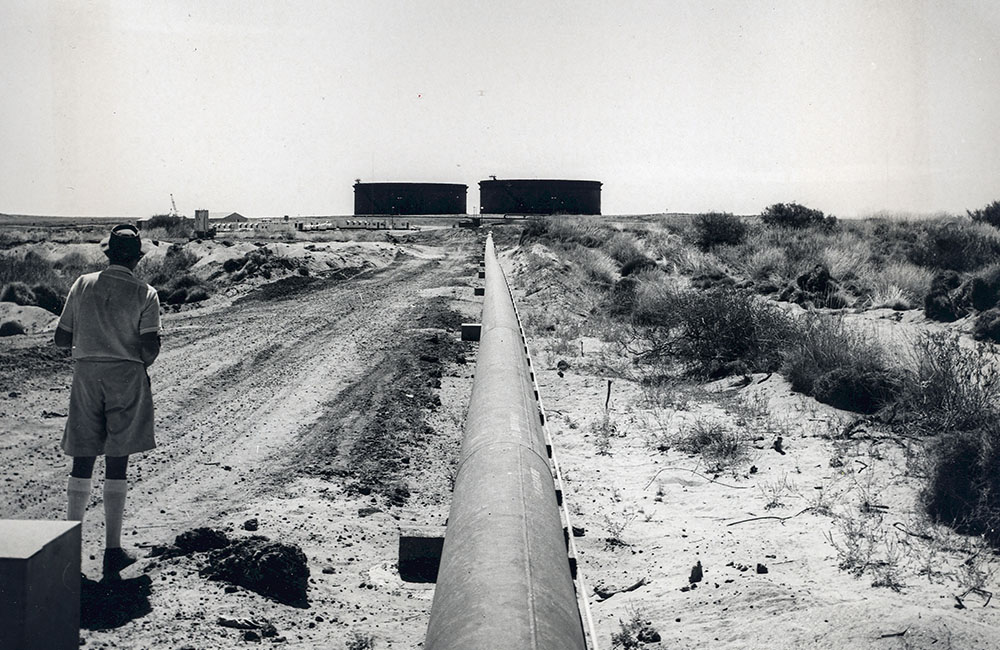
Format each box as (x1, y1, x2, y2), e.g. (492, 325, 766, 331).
(424, 234, 587, 650)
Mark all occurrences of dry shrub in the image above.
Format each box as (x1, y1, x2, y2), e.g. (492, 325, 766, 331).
(693, 212, 747, 250)
(864, 261, 933, 308)
(889, 333, 1000, 545)
(1, 250, 103, 314)
(569, 245, 618, 286)
(760, 202, 835, 229)
(140, 227, 170, 242)
(782, 315, 903, 413)
(923, 271, 968, 322)
(0, 251, 55, 286)
(137, 245, 213, 305)
(0, 281, 35, 305)
(55, 250, 105, 277)
(676, 420, 752, 470)
(142, 215, 193, 239)
(738, 245, 787, 283)
(897, 332, 1000, 435)
(0, 321, 26, 336)
(619, 256, 657, 277)
(965, 264, 1000, 311)
(818, 235, 872, 280)
(868, 284, 913, 311)
(968, 200, 1000, 230)
(621, 283, 795, 378)
(643, 229, 690, 268)
(601, 231, 645, 265)
(541, 217, 608, 248)
(136, 245, 198, 286)
(974, 308, 1000, 343)
(909, 220, 1000, 272)
(30, 284, 64, 314)
(924, 423, 1000, 544)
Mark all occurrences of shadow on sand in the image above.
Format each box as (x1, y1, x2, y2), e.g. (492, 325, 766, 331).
(80, 574, 153, 630)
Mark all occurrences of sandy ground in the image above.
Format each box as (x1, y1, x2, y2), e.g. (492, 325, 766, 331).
(1, 229, 483, 648)
(3, 226, 1000, 649)
(498, 244, 1000, 650)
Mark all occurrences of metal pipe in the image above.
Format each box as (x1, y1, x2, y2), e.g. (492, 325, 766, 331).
(425, 234, 586, 650)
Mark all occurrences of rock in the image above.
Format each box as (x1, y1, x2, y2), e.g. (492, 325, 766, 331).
(756, 563, 769, 574)
(175, 527, 231, 554)
(637, 625, 661, 643)
(556, 359, 571, 372)
(690, 271, 736, 290)
(201, 536, 310, 607)
(571, 525, 585, 537)
(796, 264, 833, 294)
(689, 561, 703, 583)
(242, 518, 259, 532)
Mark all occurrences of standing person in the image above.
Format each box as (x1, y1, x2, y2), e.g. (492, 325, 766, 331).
(54, 224, 161, 578)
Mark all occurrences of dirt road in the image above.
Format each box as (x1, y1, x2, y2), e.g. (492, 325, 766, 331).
(1, 232, 482, 648)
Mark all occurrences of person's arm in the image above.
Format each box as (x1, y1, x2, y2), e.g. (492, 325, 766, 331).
(138, 284, 161, 368)
(54, 326, 72, 349)
(55, 277, 79, 349)
(140, 332, 160, 368)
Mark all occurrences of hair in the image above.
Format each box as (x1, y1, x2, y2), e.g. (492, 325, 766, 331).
(105, 249, 142, 266)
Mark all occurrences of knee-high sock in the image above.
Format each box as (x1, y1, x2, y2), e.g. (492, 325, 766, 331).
(67, 477, 92, 521)
(103, 479, 128, 549)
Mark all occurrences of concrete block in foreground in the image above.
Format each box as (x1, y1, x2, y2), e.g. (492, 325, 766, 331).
(0, 519, 81, 650)
(460, 323, 481, 342)
(474, 286, 485, 296)
(398, 525, 445, 583)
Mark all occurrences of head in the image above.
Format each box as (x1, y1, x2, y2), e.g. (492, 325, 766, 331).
(102, 224, 146, 269)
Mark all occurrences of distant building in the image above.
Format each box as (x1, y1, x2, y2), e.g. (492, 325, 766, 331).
(210, 212, 249, 223)
(479, 179, 602, 215)
(354, 182, 467, 215)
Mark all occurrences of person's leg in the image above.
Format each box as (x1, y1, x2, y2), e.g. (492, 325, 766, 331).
(102, 455, 136, 575)
(67, 456, 96, 521)
(64, 362, 107, 521)
(102, 362, 153, 577)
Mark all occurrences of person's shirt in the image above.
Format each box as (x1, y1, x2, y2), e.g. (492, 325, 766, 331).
(56, 265, 160, 363)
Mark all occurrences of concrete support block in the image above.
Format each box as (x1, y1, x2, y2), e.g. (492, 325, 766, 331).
(478, 270, 486, 279)
(460, 323, 481, 342)
(0, 520, 81, 650)
(474, 286, 485, 296)
(398, 525, 445, 583)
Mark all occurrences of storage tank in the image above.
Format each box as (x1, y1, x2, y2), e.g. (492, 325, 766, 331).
(353, 182, 467, 215)
(479, 179, 602, 215)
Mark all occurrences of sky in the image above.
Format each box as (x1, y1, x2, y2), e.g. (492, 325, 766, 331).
(1, 0, 998, 218)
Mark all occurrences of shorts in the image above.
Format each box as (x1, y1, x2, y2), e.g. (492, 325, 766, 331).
(62, 360, 156, 457)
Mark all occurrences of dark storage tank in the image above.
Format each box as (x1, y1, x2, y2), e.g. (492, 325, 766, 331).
(354, 182, 467, 215)
(479, 179, 602, 215)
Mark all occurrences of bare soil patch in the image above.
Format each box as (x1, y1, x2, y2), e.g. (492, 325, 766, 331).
(498, 240, 1000, 650)
(0, 229, 481, 648)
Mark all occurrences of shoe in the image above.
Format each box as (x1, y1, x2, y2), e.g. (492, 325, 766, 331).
(102, 547, 137, 578)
